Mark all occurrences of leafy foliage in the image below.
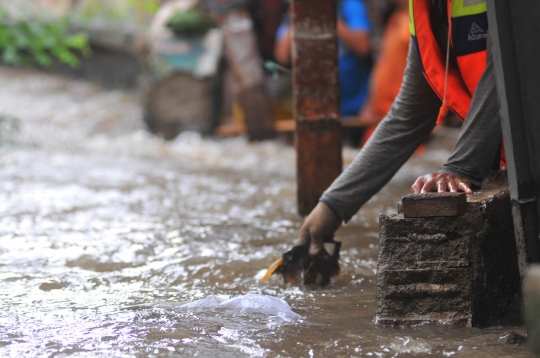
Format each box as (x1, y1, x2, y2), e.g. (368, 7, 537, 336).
(78, 0, 160, 22)
(0, 8, 90, 68)
(166, 9, 218, 37)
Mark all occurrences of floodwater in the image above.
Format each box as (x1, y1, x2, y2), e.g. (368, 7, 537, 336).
(0, 66, 532, 357)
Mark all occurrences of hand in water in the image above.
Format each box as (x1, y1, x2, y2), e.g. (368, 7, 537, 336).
(298, 202, 342, 256)
(296, 202, 343, 286)
(261, 202, 342, 287)
(411, 172, 473, 195)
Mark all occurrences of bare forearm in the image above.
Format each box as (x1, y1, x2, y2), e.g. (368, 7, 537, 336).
(337, 21, 370, 56)
(274, 28, 292, 66)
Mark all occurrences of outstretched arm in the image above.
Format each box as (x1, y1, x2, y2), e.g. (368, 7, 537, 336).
(337, 20, 371, 56)
(274, 26, 292, 66)
(319, 42, 441, 223)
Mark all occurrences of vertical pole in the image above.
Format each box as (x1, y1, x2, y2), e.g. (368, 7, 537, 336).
(291, 0, 342, 216)
(486, 0, 540, 280)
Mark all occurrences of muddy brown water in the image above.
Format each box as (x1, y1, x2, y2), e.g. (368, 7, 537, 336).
(0, 67, 532, 357)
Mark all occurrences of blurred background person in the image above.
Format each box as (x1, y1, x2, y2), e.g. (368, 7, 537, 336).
(357, 0, 409, 147)
(274, 0, 373, 127)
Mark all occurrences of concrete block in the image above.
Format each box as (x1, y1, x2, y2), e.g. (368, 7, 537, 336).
(376, 185, 521, 327)
(401, 192, 466, 218)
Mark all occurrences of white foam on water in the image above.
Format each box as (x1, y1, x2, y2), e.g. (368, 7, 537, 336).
(388, 336, 432, 354)
(173, 294, 302, 322)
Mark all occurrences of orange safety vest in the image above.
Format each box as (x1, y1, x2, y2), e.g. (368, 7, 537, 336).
(409, 0, 487, 120)
(410, 0, 505, 166)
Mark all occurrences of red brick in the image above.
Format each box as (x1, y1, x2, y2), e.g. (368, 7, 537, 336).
(401, 192, 466, 218)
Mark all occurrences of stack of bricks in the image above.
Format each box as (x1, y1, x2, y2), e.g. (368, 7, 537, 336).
(376, 181, 521, 327)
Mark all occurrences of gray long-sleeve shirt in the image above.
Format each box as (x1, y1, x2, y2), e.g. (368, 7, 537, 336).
(320, 42, 502, 223)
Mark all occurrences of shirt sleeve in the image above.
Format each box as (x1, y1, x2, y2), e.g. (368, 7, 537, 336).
(439, 48, 502, 188)
(320, 42, 441, 222)
(340, 0, 372, 31)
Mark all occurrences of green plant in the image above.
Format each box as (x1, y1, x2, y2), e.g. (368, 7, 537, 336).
(78, 0, 160, 23)
(166, 9, 218, 37)
(0, 8, 90, 68)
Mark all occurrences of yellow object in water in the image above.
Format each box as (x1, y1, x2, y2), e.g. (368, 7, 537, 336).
(259, 258, 283, 283)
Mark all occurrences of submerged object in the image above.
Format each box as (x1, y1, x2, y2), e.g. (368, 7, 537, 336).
(260, 241, 342, 287)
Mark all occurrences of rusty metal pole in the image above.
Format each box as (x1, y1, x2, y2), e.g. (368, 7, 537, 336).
(291, 0, 342, 217)
(486, 0, 540, 280)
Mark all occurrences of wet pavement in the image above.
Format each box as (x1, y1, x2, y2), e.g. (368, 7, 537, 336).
(0, 66, 532, 357)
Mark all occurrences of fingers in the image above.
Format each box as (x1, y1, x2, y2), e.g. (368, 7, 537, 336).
(298, 227, 323, 256)
(420, 178, 437, 193)
(457, 180, 473, 195)
(309, 243, 322, 256)
(412, 172, 474, 195)
(447, 180, 458, 193)
(436, 179, 448, 193)
(411, 176, 427, 193)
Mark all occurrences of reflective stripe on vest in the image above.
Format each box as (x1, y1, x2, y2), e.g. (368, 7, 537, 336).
(409, 0, 487, 120)
(451, 0, 487, 94)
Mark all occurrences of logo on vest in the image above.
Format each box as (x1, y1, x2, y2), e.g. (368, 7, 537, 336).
(468, 22, 487, 41)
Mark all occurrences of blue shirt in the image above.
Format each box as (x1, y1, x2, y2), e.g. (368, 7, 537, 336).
(276, 0, 372, 116)
(338, 0, 372, 115)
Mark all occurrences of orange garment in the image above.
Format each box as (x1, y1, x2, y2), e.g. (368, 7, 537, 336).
(361, 8, 409, 147)
(410, 0, 487, 120)
(410, 0, 505, 164)
(371, 9, 410, 119)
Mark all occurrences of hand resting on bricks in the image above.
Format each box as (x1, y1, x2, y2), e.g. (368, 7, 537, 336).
(411, 172, 473, 195)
